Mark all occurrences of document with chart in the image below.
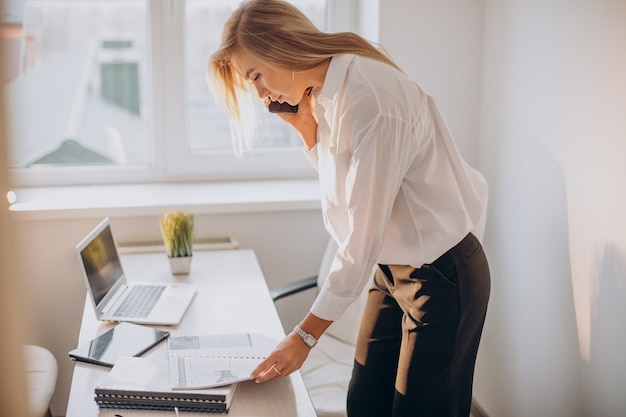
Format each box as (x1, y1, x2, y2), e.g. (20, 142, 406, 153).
(168, 333, 278, 389)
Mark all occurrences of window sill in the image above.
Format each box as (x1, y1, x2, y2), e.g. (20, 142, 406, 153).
(9, 179, 321, 220)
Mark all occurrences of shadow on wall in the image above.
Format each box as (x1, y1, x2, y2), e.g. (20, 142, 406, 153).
(475, 141, 583, 417)
(587, 246, 626, 414)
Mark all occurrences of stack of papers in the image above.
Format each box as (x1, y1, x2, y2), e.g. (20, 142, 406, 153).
(94, 333, 277, 413)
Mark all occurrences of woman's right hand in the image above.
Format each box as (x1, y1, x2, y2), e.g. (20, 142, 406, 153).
(272, 88, 318, 150)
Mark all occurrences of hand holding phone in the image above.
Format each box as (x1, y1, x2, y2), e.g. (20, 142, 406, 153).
(267, 87, 316, 149)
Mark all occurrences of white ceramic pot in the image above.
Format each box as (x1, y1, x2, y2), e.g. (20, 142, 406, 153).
(168, 255, 192, 275)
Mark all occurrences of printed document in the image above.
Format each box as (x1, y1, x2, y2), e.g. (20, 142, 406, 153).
(168, 333, 278, 389)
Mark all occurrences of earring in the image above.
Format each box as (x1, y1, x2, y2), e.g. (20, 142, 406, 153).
(292, 69, 295, 81)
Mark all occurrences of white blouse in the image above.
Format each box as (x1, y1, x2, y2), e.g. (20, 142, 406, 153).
(305, 54, 488, 322)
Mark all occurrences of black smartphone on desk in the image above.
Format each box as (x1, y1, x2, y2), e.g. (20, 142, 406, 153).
(68, 322, 169, 367)
(268, 101, 298, 113)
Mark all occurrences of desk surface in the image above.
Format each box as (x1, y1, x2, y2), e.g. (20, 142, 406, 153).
(65, 249, 317, 417)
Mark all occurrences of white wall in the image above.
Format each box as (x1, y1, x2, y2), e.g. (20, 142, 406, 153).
(379, 1, 626, 416)
(378, 0, 485, 165)
(476, 1, 626, 416)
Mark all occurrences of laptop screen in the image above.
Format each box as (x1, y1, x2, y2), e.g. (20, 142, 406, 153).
(78, 219, 124, 306)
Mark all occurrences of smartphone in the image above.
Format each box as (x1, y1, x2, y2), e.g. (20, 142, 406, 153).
(268, 101, 298, 113)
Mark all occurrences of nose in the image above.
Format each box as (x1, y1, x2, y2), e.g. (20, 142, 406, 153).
(253, 83, 269, 100)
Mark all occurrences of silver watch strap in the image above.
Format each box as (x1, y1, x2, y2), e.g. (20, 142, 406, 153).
(293, 325, 317, 348)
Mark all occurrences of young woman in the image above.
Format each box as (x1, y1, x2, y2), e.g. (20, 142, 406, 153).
(209, 1, 490, 416)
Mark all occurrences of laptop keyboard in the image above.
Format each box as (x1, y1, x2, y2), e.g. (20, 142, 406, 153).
(114, 285, 165, 318)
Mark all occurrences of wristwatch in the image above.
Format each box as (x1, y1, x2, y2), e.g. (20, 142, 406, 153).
(293, 325, 318, 348)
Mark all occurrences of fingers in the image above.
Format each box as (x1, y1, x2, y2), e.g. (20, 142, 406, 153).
(250, 333, 310, 383)
(253, 362, 287, 383)
(295, 87, 314, 113)
(251, 358, 295, 383)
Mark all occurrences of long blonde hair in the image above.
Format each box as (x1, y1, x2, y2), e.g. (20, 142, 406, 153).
(209, 0, 400, 148)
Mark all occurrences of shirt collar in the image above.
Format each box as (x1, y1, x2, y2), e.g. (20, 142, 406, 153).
(316, 54, 355, 109)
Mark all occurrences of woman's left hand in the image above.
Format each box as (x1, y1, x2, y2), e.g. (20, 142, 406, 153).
(250, 332, 311, 383)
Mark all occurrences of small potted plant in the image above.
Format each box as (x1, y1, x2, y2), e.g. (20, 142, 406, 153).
(159, 210, 194, 274)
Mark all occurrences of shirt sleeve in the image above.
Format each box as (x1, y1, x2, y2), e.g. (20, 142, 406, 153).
(310, 105, 419, 321)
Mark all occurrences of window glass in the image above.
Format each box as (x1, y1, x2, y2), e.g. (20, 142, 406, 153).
(3, 0, 150, 169)
(1, 0, 330, 184)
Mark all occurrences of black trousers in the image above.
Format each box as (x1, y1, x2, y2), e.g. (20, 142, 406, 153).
(347, 233, 490, 417)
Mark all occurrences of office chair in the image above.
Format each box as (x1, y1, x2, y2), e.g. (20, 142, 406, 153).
(23, 345, 58, 417)
(270, 240, 370, 417)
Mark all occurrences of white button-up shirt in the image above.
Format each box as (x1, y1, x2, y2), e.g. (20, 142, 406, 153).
(306, 54, 488, 321)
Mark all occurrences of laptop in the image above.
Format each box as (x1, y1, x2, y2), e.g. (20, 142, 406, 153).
(76, 217, 196, 326)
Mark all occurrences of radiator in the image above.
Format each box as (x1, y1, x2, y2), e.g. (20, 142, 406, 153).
(117, 237, 239, 254)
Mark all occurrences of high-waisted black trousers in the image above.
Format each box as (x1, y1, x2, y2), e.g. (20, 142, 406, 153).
(346, 233, 490, 417)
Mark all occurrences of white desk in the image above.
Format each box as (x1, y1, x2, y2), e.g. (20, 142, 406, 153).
(65, 249, 317, 417)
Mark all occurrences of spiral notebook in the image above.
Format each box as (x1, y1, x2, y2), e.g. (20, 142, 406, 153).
(94, 356, 236, 413)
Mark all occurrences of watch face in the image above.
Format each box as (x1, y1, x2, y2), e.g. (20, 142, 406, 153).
(294, 325, 317, 347)
(304, 334, 317, 347)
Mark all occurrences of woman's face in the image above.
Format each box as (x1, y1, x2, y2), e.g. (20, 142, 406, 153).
(232, 53, 307, 106)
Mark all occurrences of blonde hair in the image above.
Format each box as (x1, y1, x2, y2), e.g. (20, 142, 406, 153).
(208, 0, 400, 149)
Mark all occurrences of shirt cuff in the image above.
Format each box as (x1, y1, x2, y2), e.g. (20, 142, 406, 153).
(304, 143, 319, 168)
(310, 285, 358, 322)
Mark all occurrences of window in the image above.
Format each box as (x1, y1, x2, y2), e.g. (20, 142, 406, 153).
(1, 0, 338, 187)
(3, 0, 151, 185)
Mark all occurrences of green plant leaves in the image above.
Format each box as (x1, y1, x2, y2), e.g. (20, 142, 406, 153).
(159, 210, 194, 258)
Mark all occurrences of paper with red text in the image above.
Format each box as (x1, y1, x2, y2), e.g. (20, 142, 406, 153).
(168, 333, 277, 389)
